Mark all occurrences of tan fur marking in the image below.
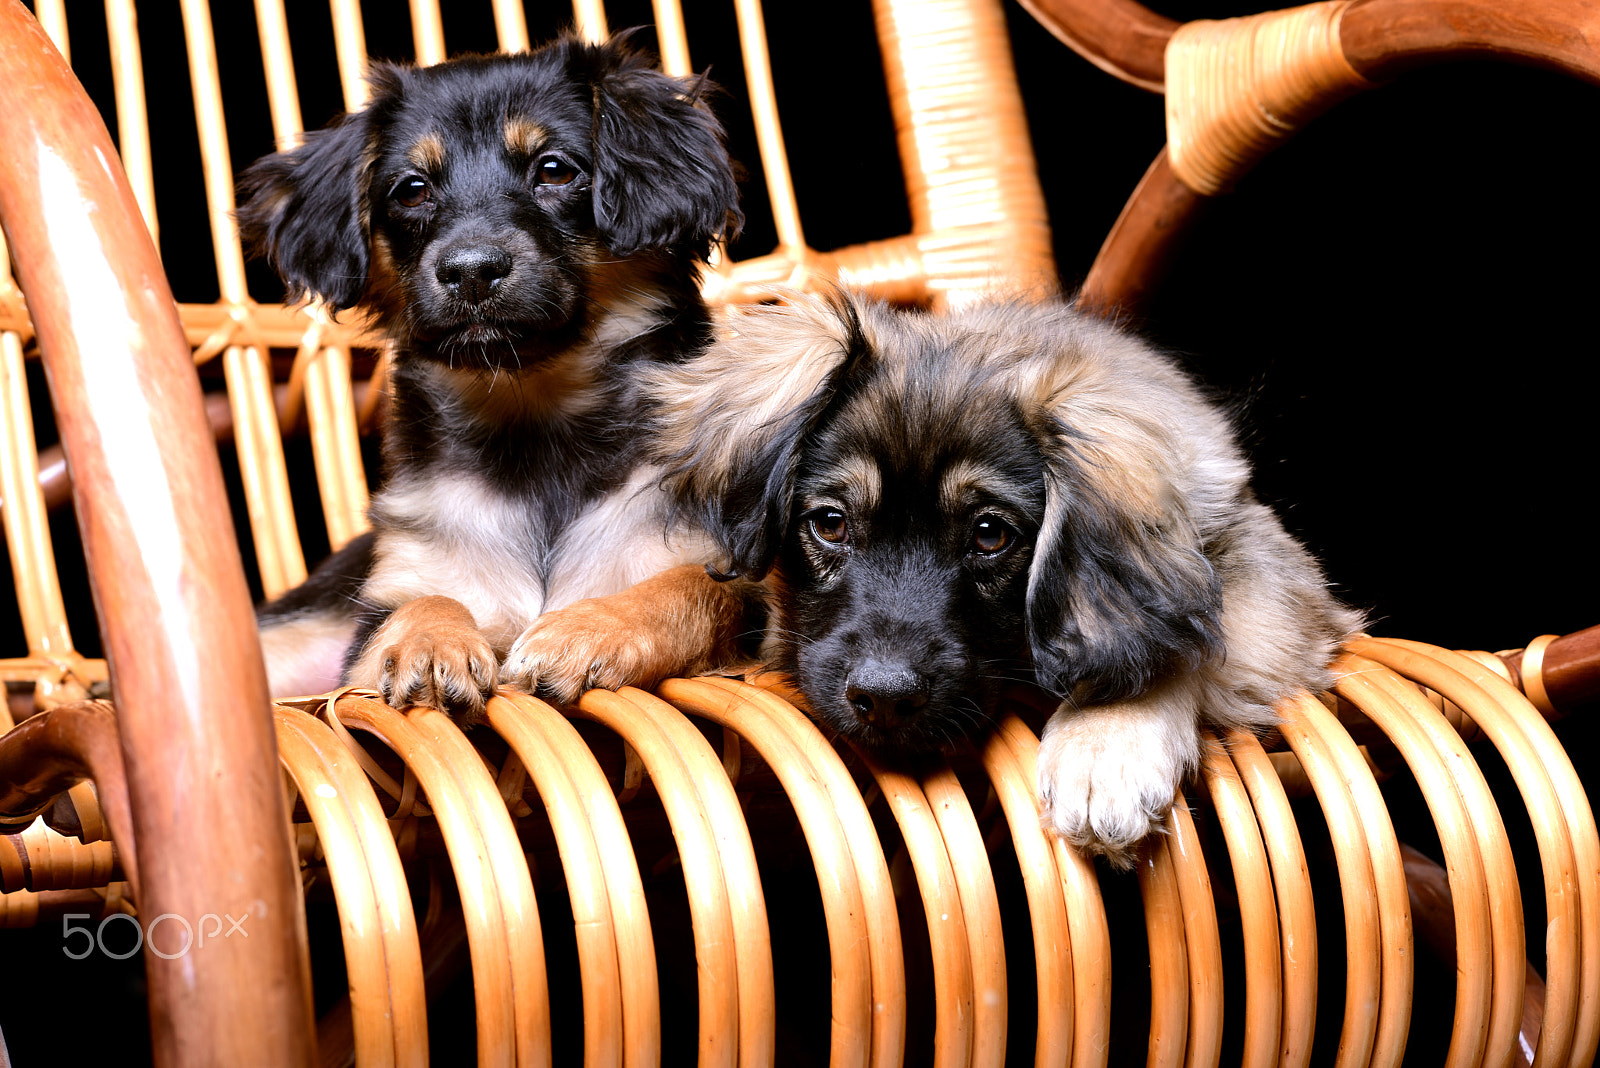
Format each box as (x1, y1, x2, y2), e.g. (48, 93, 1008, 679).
(937, 457, 1035, 517)
(350, 133, 383, 251)
(501, 565, 749, 704)
(346, 596, 498, 723)
(503, 116, 547, 157)
(363, 232, 403, 318)
(408, 133, 446, 172)
(805, 453, 880, 515)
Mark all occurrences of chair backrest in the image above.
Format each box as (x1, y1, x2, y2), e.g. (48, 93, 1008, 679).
(1, 0, 1054, 717)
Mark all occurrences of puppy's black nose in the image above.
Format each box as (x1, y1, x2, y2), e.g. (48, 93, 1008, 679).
(845, 660, 929, 727)
(436, 245, 512, 304)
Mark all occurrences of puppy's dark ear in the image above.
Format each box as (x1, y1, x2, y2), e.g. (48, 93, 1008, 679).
(646, 292, 866, 578)
(587, 44, 742, 258)
(236, 69, 397, 309)
(1003, 312, 1226, 703)
(1026, 460, 1223, 703)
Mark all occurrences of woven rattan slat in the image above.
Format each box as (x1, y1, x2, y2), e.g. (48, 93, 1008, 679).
(1226, 728, 1319, 1068)
(0, 335, 74, 670)
(650, 0, 692, 76)
(856, 747, 976, 1068)
(274, 706, 428, 1068)
(326, 694, 550, 1068)
(1140, 830, 1190, 1068)
(573, 688, 742, 1068)
(1357, 638, 1600, 1068)
(1276, 691, 1391, 1067)
(1200, 735, 1283, 1068)
(1336, 656, 1512, 1068)
(477, 694, 626, 1068)
(105, 0, 157, 241)
(488, 691, 661, 1068)
(979, 716, 1076, 1066)
(410, 0, 446, 66)
(328, 0, 369, 109)
(299, 336, 371, 549)
(612, 686, 775, 1068)
(996, 712, 1114, 1068)
(707, 675, 911, 1068)
(491, 0, 531, 52)
(660, 676, 908, 1068)
(1308, 680, 1416, 1068)
(1169, 801, 1224, 1068)
(923, 764, 1008, 1068)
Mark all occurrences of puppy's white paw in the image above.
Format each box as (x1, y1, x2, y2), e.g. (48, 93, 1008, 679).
(1036, 696, 1202, 869)
(500, 599, 663, 705)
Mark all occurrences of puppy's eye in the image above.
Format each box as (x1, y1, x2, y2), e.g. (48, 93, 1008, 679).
(970, 516, 1015, 555)
(535, 156, 577, 186)
(390, 174, 431, 208)
(808, 509, 849, 545)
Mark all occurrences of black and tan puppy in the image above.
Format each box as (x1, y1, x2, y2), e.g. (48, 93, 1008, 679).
(240, 34, 744, 719)
(645, 290, 1360, 865)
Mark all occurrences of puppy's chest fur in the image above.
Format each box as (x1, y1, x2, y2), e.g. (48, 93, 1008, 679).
(361, 357, 699, 649)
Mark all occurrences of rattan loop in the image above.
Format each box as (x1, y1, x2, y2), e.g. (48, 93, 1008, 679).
(191, 301, 260, 365)
(1165, 0, 1375, 195)
(315, 688, 433, 819)
(1519, 633, 1561, 717)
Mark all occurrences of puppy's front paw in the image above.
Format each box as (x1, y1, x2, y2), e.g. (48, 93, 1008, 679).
(350, 597, 498, 723)
(1036, 697, 1202, 869)
(500, 565, 747, 704)
(500, 599, 664, 706)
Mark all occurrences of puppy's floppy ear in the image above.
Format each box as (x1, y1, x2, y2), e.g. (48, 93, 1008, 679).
(646, 291, 867, 578)
(585, 40, 742, 258)
(236, 66, 399, 309)
(1009, 319, 1225, 704)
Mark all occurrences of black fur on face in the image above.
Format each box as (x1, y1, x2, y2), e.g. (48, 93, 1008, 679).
(236, 34, 742, 371)
(650, 291, 1229, 751)
(774, 374, 1049, 750)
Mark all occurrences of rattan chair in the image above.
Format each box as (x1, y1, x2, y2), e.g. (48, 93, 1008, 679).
(0, 0, 1596, 1065)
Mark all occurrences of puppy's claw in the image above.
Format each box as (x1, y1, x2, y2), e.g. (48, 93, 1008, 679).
(351, 596, 498, 724)
(378, 632, 497, 725)
(1035, 699, 1200, 870)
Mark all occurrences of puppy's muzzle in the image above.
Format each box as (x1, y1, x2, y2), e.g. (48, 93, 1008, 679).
(436, 244, 513, 305)
(845, 657, 930, 729)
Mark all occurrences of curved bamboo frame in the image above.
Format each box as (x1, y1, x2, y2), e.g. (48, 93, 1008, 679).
(0, 3, 314, 1063)
(3, 0, 1599, 1065)
(1065, 0, 1600, 313)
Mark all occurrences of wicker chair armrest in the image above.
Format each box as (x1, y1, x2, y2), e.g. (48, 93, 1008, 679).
(0, 3, 312, 1063)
